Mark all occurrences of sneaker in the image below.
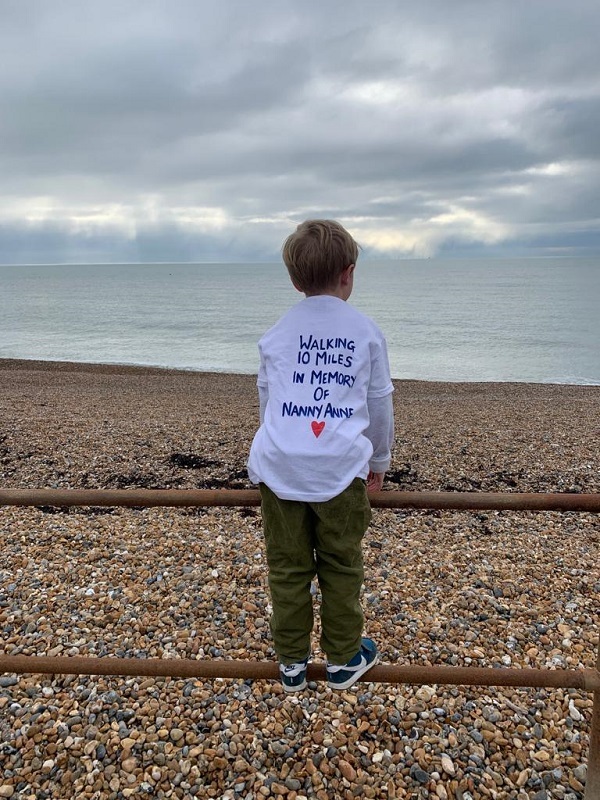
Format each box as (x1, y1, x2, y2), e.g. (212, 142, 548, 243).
(279, 658, 308, 693)
(326, 638, 378, 690)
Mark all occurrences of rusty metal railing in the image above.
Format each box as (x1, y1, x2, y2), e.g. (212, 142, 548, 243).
(1, 487, 600, 511)
(0, 488, 599, 797)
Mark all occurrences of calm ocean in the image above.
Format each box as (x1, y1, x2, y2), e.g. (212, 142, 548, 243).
(0, 258, 598, 384)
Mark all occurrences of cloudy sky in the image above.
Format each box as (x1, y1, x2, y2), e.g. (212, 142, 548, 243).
(1, 0, 599, 264)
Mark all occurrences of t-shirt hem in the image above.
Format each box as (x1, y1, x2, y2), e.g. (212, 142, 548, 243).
(260, 487, 363, 503)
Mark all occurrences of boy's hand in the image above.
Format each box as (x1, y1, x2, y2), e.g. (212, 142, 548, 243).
(366, 471, 384, 492)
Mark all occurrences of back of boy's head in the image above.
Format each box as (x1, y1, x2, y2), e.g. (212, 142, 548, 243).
(282, 219, 359, 294)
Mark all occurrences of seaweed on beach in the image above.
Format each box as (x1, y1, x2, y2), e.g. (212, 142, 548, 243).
(169, 453, 221, 469)
(386, 462, 420, 487)
(105, 470, 184, 490)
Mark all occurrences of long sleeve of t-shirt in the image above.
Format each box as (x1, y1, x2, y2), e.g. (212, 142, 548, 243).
(365, 393, 394, 473)
(258, 384, 269, 424)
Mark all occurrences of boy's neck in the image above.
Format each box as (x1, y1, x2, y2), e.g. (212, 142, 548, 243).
(303, 263, 355, 302)
(304, 288, 345, 299)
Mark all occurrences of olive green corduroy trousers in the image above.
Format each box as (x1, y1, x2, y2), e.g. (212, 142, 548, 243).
(259, 478, 372, 665)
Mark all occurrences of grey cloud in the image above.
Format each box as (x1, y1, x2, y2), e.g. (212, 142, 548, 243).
(1, 0, 599, 261)
(537, 97, 600, 161)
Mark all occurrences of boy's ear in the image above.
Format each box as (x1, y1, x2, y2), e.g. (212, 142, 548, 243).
(340, 264, 355, 285)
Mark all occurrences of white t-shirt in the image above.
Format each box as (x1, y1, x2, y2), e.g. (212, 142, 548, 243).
(248, 295, 394, 502)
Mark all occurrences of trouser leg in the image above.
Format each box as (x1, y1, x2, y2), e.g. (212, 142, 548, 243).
(259, 484, 317, 664)
(312, 478, 372, 665)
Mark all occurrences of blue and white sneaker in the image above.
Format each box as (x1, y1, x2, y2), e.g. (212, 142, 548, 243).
(279, 658, 308, 693)
(326, 638, 378, 690)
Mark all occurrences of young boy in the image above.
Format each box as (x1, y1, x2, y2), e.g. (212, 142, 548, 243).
(247, 219, 394, 692)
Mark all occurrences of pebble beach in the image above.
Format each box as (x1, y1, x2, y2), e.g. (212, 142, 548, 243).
(0, 359, 598, 800)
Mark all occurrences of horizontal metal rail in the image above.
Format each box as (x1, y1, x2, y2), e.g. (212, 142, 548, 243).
(0, 655, 598, 690)
(1, 488, 600, 511)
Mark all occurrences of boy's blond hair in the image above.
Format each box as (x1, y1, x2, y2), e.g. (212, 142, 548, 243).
(282, 219, 359, 294)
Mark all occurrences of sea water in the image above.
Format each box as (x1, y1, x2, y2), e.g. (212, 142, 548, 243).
(0, 258, 598, 384)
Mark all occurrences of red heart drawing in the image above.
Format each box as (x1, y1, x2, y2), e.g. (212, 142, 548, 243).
(311, 421, 325, 438)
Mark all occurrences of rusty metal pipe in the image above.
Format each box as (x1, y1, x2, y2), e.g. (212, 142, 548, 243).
(1, 655, 599, 692)
(1, 488, 600, 511)
(585, 641, 600, 799)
